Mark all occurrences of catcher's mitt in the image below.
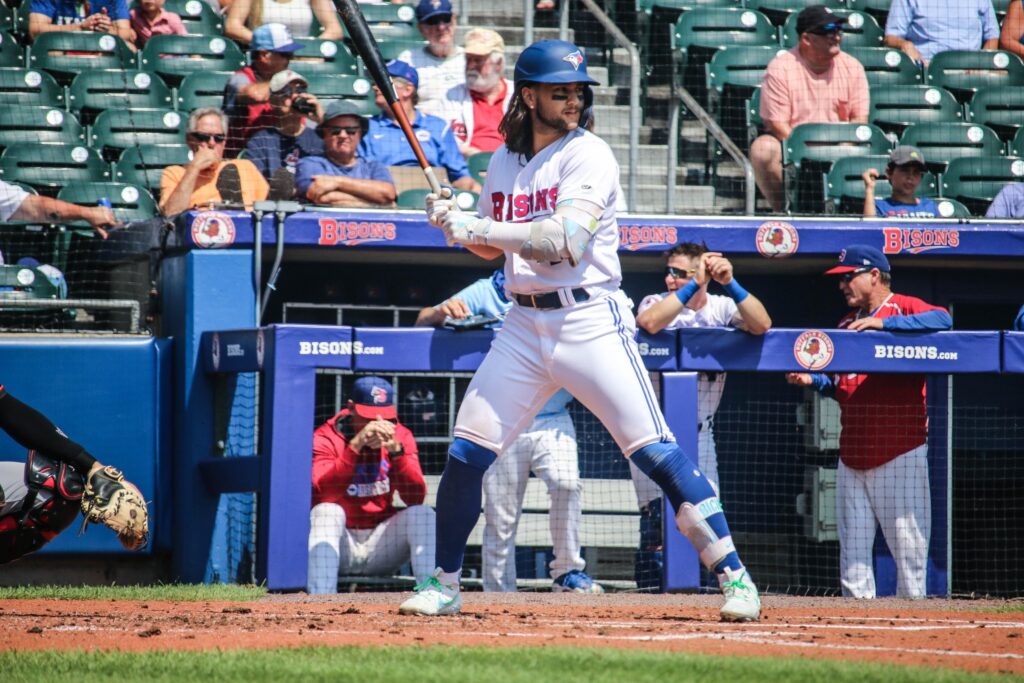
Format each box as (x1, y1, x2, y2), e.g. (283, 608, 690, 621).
(80, 465, 149, 550)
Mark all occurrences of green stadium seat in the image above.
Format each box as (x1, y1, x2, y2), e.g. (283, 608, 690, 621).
(933, 197, 972, 217)
(0, 105, 84, 151)
(0, 67, 65, 107)
(844, 47, 922, 89)
(11, 2, 31, 41)
(0, 264, 60, 300)
(784, 122, 891, 212)
(825, 154, 936, 214)
(748, 0, 843, 26)
(160, 0, 225, 36)
(1010, 128, 1024, 159)
(941, 156, 1024, 215)
(364, 23, 421, 45)
(633, 0, 742, 76)
(745, 86, 762, 145)
(706, 45, 782, 171)
(467, 152, 492, 185)
(0, 5, 13, 34)
(0, 144, 110, 192)
(67, 70, 174, 124)
(846, 0, 891, 24)
(967, 87, 1024, 142)
(176, 71, 233, 111)
(396, 187, 477, 211)
(358, 2, 417, 25)
(900, 123, 1004, 173)
(113, 144, 191, 194)
(378, 39, 426, 62)
(0, 31, 23, 67)
(868, 85, 962, 136)
(27, 32, 135, 84)
(925, 50, 1024, 104)
(302, 73, 373, 105)
(57, 181, 158, 222)
(288, 39, 361, 76)
(90, 108, 187, 161)
(140, 35, 247, 86)
(780, 9, 883, 48)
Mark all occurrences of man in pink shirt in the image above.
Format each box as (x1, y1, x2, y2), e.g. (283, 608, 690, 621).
(750, 5, 869, 212)
(130, 0, 186, 49)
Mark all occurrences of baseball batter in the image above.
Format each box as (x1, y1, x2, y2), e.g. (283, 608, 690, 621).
(399, 40, 760, 621)
(787, 244, 951, 598)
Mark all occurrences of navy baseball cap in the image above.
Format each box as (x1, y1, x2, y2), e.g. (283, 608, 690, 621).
(387, 59, 419, 89)
(251, 23, 304, 53)
(351, 376, 397, 419)
(796, 5, 847, 35)
(825, 244, 890, 275)
(415, 0, 453, 22)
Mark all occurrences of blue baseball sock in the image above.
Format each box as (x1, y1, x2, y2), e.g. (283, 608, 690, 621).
(630, 442, 742, 574)
(434, 438, 497, 574)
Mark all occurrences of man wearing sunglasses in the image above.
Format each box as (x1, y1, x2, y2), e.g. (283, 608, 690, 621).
(786, 244, 951, 599)
(160, 107, 269, 216)
(751, 5, 869, 212)
(397, 0, 465, 116)
(295, 100, 396, 207)
(630, 242, 771, 588)
(245, 69, 325, 186)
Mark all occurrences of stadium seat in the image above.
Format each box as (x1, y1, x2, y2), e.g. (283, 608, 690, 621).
(900, 123, 1003, 174)
(363, 23, 421, 45)
(868, 85, 962, 136)
(784, 122, 890, 212)
(397, 188, 477, 211)
(846, 0, 891, 22)
(160, 0, 225, 36)
(0, 68, 65, 107)
(0, 264, 60, 299)
(302, 73, 373, 106)
(288, 39, 361, 76)
(0, 31, 23, 67)
(967, 87, 1024, 142)
(934, 197, 972, 218)
(176, 71, 233, 111)
(941, 156, 1024, 215)
(1010, 128, 1024, 159)
(377, 39, 426, 62)
(68, 70, 174, 124)
(748, 0, 843, 26)
(467, 152, 492, 185)
(0, 105, 85, 151)
(706, 45, 782, 171)
(745, 86, 762, 145)
(844, 47, 922, 89)
(825, 154, 936, 214)
(358, 2, 417, 25)
(781, 9, 883, 48)
(11, 2, 31, 41)
(113, 144, 192, 195)
(57, 181, 158, 222)
(27, 32, 135, 84)
(0, 5, 13, 34)
(90, 109, 187, 161)
(0, 144, 110, 192)
(140, 35, 247, 85)
(925, 50, 1024, 104)
(633, 0, 742, 75)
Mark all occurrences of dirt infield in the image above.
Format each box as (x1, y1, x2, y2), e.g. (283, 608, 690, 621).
(1, 594, 1022, 675)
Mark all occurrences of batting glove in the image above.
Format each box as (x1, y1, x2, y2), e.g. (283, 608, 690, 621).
(443, 211, 492, 246)
(426, 187, 456, 228)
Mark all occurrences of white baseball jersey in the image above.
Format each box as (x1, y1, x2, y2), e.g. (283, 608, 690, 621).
(396, 46, 466, 117)
(479, 128, 623, 295)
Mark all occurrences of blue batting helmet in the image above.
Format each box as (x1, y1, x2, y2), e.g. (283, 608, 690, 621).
(513, 40, 600, 87)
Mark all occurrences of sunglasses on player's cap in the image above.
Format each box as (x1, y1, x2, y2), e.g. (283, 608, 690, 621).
(796, 5, 847, 35)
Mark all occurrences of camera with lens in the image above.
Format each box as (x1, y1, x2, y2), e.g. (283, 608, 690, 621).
(292, 94, 317, 116)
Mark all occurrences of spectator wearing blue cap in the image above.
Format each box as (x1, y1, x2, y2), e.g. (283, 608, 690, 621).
(29, 0, 132, 46)
(295, 100, 396, 207)
(223, 22, 305, 156)
(397, 0, 465, 117)
(225, 0, 340, 48)
(362, 60, 480, 193)
(308, 376, 436, 593)
(862, 146, 943, 219)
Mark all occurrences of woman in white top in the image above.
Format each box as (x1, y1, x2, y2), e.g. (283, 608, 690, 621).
(225, 0, 341, 45)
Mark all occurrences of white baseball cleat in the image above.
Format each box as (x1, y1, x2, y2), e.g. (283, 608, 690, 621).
(398, 568, 462, 616)
(718, 566, 760, 622)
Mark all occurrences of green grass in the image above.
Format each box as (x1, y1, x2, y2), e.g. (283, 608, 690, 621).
(0, 647, 1020, 683)
(0, 583, 266, 602)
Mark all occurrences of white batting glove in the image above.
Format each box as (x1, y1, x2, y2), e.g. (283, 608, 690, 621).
(425, 187, 455, 228)
(443, 211, 492, 246)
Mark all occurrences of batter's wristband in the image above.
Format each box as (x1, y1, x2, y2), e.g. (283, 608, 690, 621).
(722, 278, 749, 303)
(674, 279, 700, 306)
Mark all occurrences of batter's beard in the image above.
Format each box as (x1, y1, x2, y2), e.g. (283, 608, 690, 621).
(535, 106, 576, 133)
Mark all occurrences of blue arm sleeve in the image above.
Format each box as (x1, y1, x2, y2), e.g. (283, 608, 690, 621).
(809, 373, 835, 397)
(294, 157, 320, 195)
(881, 309, 953, 331)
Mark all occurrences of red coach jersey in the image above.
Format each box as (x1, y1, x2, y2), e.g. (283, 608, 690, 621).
(832, 293, 947, 470)
(311, 409, 426, 529)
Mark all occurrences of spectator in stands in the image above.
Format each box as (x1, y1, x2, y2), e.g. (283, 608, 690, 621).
(862, 146, 942, 218)
(750, 5, 869, 212)
(0, 180, 114, 238)
(1000, 0, 1024, 59)
(245, 69, 325, 187)
(160, 107, 269, 215)
(225, 0, 341, 47)
(307, 376, 435, 594)
(29, 0, 133, 45)
(432, 28, 512, 158)
(362, 60, 480, 192)
(787, 244, 951, 598)
(223, 23, 304, 157)
(884, 0, 999, 66)
(630, 243, 771, 589)
(415, 271, 601, 594)
(295, 100, 396, 207)
(397, 0, 465, 117)
(129, 0, 187, 49)
(986, 182, 1024, 218)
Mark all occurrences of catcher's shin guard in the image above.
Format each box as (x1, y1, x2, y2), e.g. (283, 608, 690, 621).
(0, 451, 84, 564)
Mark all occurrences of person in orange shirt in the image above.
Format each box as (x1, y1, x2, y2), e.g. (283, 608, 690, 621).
(750, 5, 869, 212)
(159, 107, 269, 216)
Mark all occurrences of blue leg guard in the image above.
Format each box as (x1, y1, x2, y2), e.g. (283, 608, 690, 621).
(434, 438, 497, 573)
(630, 442, 742, 574)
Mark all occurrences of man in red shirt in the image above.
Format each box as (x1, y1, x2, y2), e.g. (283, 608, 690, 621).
(307, 376, 435, 594)
(787, 244, 951, 598)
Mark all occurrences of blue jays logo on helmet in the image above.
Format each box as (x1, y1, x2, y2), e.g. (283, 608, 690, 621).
(513, 39, 600, 87)
(562, 50, 584, 70)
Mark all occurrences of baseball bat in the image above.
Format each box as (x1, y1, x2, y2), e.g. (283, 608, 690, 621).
(331, 0, 443, 195)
